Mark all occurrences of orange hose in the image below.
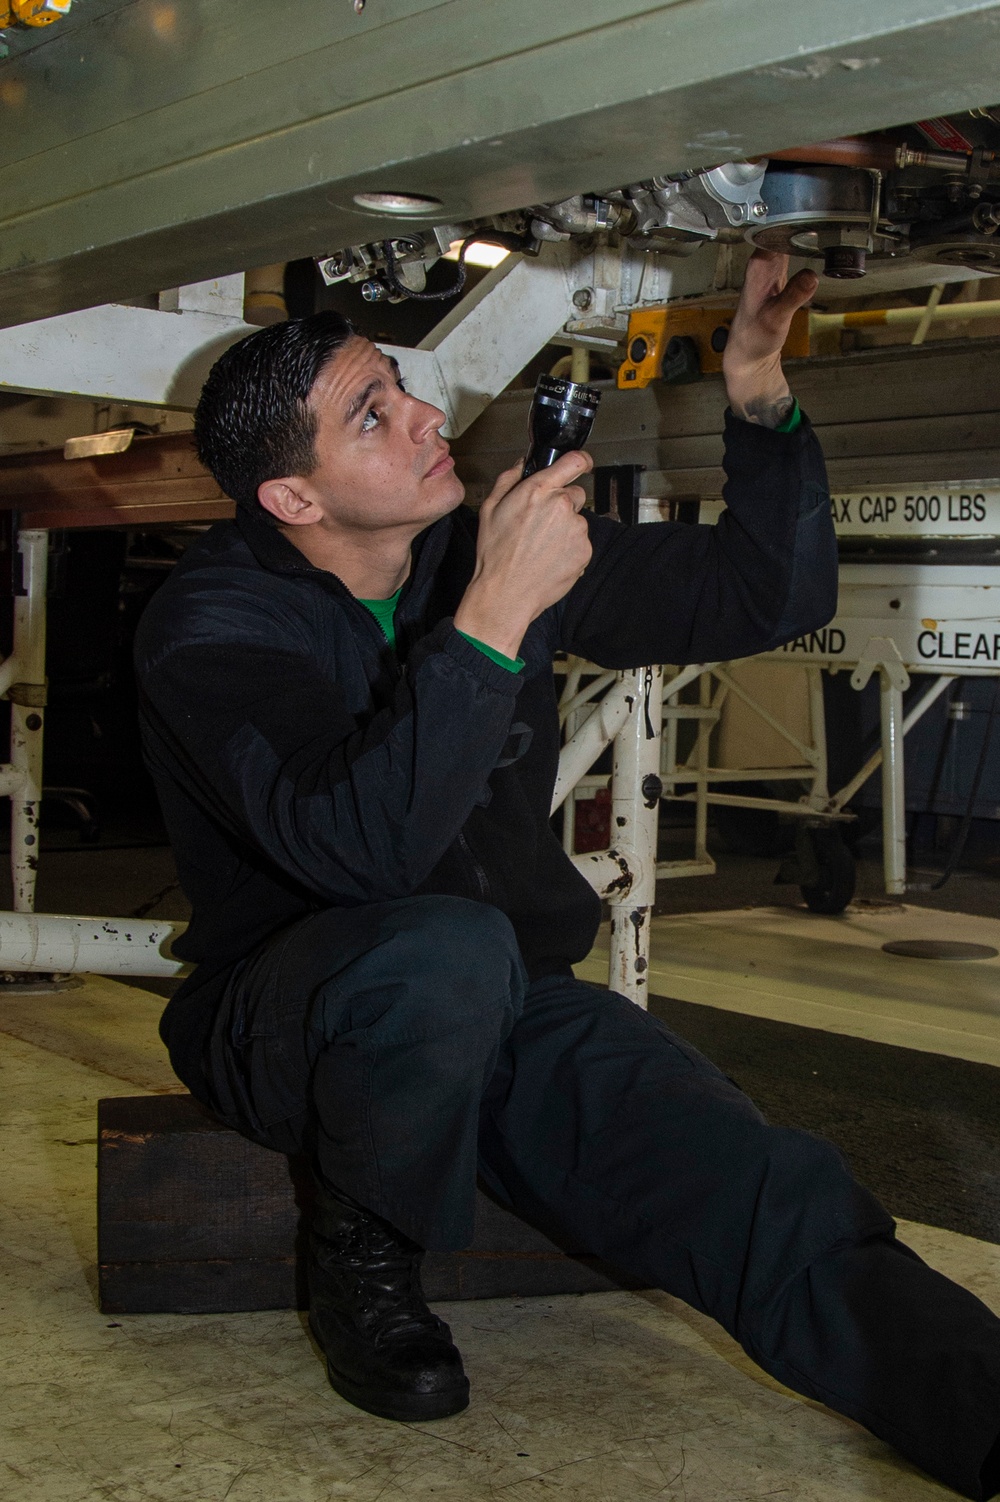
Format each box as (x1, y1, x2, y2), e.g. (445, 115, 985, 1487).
(766, 136, 969, 173)
(767, 138, 900, 172)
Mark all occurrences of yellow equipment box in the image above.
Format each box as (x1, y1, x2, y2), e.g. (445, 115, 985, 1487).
(617, 304, 810, 388)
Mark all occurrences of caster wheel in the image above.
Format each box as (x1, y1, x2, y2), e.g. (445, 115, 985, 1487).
(799, 828, 856, 915)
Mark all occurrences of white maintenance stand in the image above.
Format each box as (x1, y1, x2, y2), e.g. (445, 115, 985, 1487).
(756, 483, 1000, 898)
(552, 481, 1000, 1004)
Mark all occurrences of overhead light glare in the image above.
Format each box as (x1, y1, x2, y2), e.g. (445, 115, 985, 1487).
(445, 239, 511, 268)
(352, 191, 443, 215)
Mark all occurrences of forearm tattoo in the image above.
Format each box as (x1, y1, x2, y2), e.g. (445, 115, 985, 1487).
(734, 392, 795, 430)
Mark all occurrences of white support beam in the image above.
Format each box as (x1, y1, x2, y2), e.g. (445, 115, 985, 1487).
(417, 244, 588, 435)
(0, 256, 580, 425)
(0, 293, 255, 410)
(380, 244, 584, 437)
(0, 245, 716, 431)
(158, 274, 246, 320)
(0, 247, 586, 428)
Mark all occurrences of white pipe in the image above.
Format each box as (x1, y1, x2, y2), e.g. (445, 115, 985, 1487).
(557, 658, 583, 710)
(911, 282, 946, 346)
(0, 912, 188, 976)
(0, 770, 24, 798)
(551, 682, 631, 814)
(662, 662, 717, 703)
(10, 530, 48, 914)
(660, 661, 717, 789)
(558, 670, 617, 725)
(881, 674, 908, 896)
(826, 674, 956, 812)
(607, 665, 663, 1007)
(670, 790, 850, 817)
(693, 671, 710, 864)
(571, 846, 641, 901)
(805, 664, 829, 806)
(810, 300, 1000, 333)
(661, 705, 718, 721)
(670, 765, 815, 782)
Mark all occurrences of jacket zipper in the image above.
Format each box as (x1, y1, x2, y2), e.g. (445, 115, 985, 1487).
(457, 829, 492, 904)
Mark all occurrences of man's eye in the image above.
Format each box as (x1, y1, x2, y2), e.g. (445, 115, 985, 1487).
(361, 407, 380, 433)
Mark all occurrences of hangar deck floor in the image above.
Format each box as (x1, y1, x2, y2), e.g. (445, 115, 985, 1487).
(2, 845, 999, 1502)
(576, 903, 1000, 1067)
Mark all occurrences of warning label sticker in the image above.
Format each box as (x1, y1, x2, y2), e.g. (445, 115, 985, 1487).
(761, 616, 1000, 669)
(690, 489, 1000, 536)
(917, 118, 974, 154)
(829, 488, 1000, 536)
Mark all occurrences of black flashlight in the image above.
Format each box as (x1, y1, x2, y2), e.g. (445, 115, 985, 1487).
(522, 375, 601, 479)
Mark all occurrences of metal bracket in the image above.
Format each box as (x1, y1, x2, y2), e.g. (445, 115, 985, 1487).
(850, 637, 910, 693)
(7, 681, 47, 708)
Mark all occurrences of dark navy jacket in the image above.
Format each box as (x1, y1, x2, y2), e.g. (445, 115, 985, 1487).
(134, 412, 835, 1096)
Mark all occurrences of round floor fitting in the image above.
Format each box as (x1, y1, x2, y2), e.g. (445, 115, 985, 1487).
(882, 940, 999, 962)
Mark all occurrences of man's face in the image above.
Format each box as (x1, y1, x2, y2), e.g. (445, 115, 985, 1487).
(299, 335, 465, 535)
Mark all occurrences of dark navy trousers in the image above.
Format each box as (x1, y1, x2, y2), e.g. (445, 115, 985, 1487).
(204, 894, 1000, 1499)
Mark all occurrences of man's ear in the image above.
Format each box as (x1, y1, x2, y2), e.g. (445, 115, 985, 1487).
(257, 477, 325, 528)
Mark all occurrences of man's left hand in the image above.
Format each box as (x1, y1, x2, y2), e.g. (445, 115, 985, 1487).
(723, 250, 817, 427)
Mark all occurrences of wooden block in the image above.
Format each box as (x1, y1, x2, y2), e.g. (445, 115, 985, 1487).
(98, 1095, 640, 1314)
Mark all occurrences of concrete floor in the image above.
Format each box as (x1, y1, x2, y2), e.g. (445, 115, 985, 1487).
(3, 845, 1000, 1500)
(576, 902, 1000, 1066)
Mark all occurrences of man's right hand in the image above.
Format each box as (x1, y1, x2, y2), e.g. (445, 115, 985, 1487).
(453, 451, 594, 660)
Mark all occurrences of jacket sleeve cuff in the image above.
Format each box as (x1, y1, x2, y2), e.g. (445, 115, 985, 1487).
(723, 404, 812, 447)
(411, 619, 526, 694)
(773, 397, 802, 435)
(456, 630, 525, 673)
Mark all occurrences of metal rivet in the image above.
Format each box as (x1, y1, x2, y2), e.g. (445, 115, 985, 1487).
(25, 714, 42, 731)
(353, 0, 365, 11)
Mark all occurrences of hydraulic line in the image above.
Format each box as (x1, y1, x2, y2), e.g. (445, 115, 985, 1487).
(766, 137, 969, 174)
(382, 231, 530, 303)
(810, 300, 1000, 333)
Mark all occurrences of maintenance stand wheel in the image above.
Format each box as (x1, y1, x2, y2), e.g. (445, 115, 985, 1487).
(799, 827, 856, 915)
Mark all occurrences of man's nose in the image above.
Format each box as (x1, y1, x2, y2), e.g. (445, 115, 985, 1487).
(410, 397, 447, 440)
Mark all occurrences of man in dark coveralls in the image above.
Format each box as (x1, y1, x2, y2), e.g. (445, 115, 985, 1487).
(134, 250, 1000, 1499)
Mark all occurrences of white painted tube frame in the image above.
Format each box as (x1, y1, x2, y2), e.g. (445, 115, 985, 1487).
(607, 664, 663, 1005)
(7, 530, 48, 914)
(810, 300, 1000, 333)
(0, 913, 188, 977)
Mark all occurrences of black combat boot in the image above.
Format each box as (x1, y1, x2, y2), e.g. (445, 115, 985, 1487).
(307, 1180, 470, 1422)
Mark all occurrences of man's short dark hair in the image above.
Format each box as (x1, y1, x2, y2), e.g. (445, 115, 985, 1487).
(194, 311, 355, 514)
